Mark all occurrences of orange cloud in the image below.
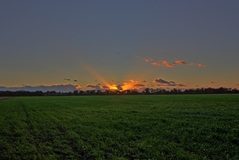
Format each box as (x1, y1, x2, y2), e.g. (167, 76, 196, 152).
(174, 60, 187, 65)
(151, 62, 161, 67)
(76, 85, 81, 89)
(144, 58, 205, 68)
(121, 80, 146, 90)
(147, 60, 174, 68)
(198, 63, 205, 67)
(161, 61, 174, 67)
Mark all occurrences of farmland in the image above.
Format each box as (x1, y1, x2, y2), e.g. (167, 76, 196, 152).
(0, 95, 238, 159)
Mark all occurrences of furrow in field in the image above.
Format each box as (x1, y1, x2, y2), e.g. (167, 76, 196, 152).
(17, 100, 42, 159)
(44, 113, 90, 159)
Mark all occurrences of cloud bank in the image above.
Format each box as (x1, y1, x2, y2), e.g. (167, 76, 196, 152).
(0, 84, 81, 92)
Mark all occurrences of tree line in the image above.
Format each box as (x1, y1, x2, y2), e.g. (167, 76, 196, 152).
(0, 87, 238, 96)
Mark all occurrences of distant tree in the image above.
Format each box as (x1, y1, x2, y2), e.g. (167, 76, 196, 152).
(73, 90, 79, 95)
(96, 90, 102, 95)
(144, 88, 150, 94)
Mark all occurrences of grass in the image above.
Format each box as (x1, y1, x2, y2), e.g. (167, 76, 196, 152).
(0, 95, 238, 159)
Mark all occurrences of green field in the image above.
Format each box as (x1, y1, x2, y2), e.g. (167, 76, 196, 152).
(0, 95, 238, 159)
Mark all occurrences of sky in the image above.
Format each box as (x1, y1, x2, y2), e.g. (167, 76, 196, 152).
(0, 0, 239, 91)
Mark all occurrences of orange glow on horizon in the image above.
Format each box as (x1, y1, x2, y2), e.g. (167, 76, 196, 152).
(122, 82, 134, 90)
(76, 85, 81, 90)
(83, 64, 148, 91)
(108, 84, 118, 90)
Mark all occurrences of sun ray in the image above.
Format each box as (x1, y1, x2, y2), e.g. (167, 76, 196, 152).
(82, 63, 110, 87)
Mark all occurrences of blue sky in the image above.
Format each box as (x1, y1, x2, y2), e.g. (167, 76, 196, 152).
(0, 0, 239, 91)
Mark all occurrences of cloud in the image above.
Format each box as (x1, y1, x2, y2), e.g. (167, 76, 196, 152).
(174, 60, 187, 65)
(154, 78, 170, 84)
(64, 78, 79, 83)
(161, 61, 174, 68)
(86, 84, 123, 90)
(133, 84, 145, 87)
(177, 84, 187, 87)
(144, 58, 205, 68)
(198, 63, 205, 67)
(121, 80, 146, 90)
(75, 85, 81, 89)
(151, 62, 161, 67)
(86, 84, 102, 90)
(144, 58, 154, 62)
(154, 78, 186, 87)
(210, 81, 218, 84)
(150, 60, 174, 67)
(0, 84, 80, 92)
(116, 84, 123, 90)
(101, 85, 110, 89)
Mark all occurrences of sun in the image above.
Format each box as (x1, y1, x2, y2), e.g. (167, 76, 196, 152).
(109, 84, 118, 90)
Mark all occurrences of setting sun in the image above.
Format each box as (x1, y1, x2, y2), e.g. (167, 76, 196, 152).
(109, 84, 118, 90)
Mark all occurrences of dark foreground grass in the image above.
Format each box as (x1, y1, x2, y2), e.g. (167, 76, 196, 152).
(0, 95, 238, 159)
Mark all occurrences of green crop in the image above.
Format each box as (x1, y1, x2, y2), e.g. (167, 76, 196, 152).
(0, 95, 238, 159)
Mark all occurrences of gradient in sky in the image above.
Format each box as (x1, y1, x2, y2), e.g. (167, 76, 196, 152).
(0, 0, 239, 91)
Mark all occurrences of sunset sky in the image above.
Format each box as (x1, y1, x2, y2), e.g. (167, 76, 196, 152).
(0, 1, 239, 91)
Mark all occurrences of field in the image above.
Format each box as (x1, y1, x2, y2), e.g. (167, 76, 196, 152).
(0, 95, 238, 159)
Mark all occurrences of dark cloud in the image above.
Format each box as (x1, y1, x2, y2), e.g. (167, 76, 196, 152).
(154, 78, 186, 87)
(101, 85, 110, 89)
(178, 84, 187, 87)
(86, 84, 102, 90)
(210, 81, 218, 84)
(0, 84, 80, 92)
(65, 78, 79, 83)
(134, 84, 145, 87)
(116, 84, 123, 90)
(154, 78, 171, 84)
